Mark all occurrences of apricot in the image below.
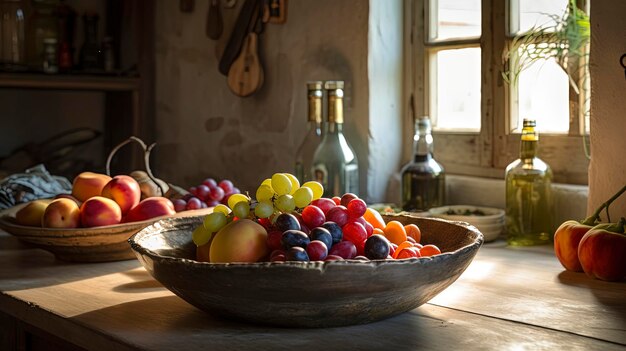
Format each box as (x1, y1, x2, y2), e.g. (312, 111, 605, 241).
(42, 198, 81, 228)
(15, 199, 53, 227)
(209, 219, 269, 263)
(80, 196, 122, 228)
(71, 172, 112, 202)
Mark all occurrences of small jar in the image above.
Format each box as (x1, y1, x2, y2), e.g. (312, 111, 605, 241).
(42, 37, 58, 74)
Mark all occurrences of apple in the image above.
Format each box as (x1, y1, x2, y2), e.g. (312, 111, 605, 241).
(71, 172, 112, 202)
(15, 199, 53, 227)
(101, 175, 141, 215)
(578, 219, 626, 282)
(42, 198, 81, 228)
(124, 197, 176, 223)
(209, 219, 269, 263)
(80, 196, 122, 228)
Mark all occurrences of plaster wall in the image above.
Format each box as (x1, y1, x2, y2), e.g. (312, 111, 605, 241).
(588, 2, 626, 220)
(154, 0, 373, 198)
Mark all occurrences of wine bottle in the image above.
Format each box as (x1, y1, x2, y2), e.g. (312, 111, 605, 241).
(311, 81, 359, 197)
(505, 119, 554, 246)
(294, 81, 323, 184)
(400, 117, 445, 212)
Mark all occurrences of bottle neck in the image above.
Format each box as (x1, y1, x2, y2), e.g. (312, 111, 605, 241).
(412, 119, 434, 162)
(519, 124, 539, 160)
(308, 120, 321, 136)
(325, 121, 343, 135)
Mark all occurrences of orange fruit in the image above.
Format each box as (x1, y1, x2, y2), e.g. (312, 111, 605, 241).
(383, 220, 407, 245)
(363, 208, 386, 230)
(404, 224, 421, 243)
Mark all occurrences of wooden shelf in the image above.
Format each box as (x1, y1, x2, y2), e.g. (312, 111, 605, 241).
(0, 73, 141, 92)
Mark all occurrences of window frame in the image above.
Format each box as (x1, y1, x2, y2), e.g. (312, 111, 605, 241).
(405, 0, 589, 185)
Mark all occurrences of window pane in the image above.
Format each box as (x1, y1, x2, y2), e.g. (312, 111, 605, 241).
(429, 0, 481, 42)
(514, 56, 569, 133)
(432, 48, 481, 131)
(510, 0, 568, 35)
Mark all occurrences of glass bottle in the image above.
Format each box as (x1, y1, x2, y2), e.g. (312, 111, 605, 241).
(295, 81, 323, 184)
(79, 13, 100, 71)
(400, 116, 445, 212)
(311, 80, 359, 197)
(0, 0, 26, 68)
(505, 119, 553, 246)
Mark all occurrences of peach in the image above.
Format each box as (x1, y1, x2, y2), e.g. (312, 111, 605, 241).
(101, 175, 141, 215)
(80, 196, 122, 228)
(15, 199, 53, 227)
(54, 193, 82, 207)
(124, 197, 175, 223)
(71, 172, 112, 202)
(209, 219, 269, 263)
(42, 198, 81, 228)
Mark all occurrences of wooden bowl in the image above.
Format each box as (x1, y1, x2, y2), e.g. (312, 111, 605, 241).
(128, 214, 484, 328)
(0, 203, 212, 262)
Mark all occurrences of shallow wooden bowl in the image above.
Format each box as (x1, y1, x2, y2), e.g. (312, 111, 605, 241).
(129, 214, 484, 328)
(0, 203, 212, 262)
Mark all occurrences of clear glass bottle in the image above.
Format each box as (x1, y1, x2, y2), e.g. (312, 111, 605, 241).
(400, 116, 445, 212)
(0, 0, 26, 67)
(311, 80, 359, 197)
(294, 81, 323, 184)
(505, 119, 553, 246)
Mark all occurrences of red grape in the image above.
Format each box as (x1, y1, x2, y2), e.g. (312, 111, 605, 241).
(342, 222, 367, 244)
(326, 206, 349, 227)
(195, 185, 211, 201)
(209, 186, 225, 201)
(231, 187, 241, 194)
(202, 178, 218, 188)
(347, 198, 367, 218)
(205, 199, 219, 207)
(364, 222, 374, 237)
(270, 254, 286, 262)
(173, 199, 187, 212)
(306, 240, 328, 261)
(186, 197, 202, 210)
(188, 186, 198, 197)
(355, 239, 366, 257)
(311, 198, 336, 215)
(331, 196, 341, 205)
(301, 205, 326, 229)
(325, 255, 344, 261)
(340, 193, 359, 207)
(328, 241, 357, 259)
(219, 180, 234, 193)
(267, 231, 284, 251)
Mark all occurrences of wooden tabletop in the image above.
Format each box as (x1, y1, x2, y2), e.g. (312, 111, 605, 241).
(0, 231, 624, 351)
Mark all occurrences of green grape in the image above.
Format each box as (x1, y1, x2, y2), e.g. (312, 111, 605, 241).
(192, 225, 213, 246)
(256, 184, 275, 202)
(203, 212, 227, 232)
(275, 194, 296, 212)
(293, 186, 313, 208)
(283, 173, 300, 195)
(227, 193, 249, 209)
(233, 201, 251, 219)
(213, 204, 231, 216)
(302, 181, 324, 200)
(271, 173, 292, 196)
(261, 178, 272, 187)
(254, 200, 274, 218)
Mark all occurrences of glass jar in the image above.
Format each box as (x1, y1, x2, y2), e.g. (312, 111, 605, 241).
(42, 37, 58, 73)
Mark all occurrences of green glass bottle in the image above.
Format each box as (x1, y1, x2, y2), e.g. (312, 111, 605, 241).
(311, 81, 359, 197)
(400, 117, 445, 212)
(505, 119, 554, 246)
(295, 81, 323, 184)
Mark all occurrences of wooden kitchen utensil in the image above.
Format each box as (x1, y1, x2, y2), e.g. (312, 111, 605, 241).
(227, 32, 263, 97)
(218, 0, 259, 75)
(206, 0, 223, 39)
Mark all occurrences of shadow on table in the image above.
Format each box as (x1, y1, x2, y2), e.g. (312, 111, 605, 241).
(72, 295, 447, 351)
(0, 234, 141, 291)
(557, 270, 626, 325)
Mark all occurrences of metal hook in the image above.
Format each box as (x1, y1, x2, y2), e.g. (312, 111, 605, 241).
(620, 53, 626, 79)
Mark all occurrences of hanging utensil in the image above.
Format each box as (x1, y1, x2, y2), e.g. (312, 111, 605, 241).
(206, 0, 223, 40)
(218, 0, 259, 75)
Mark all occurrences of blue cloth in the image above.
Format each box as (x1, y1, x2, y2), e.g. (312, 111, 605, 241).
(0, 164, 72, 209)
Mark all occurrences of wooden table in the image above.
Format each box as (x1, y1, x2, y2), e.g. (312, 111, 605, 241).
(0, 231, 624, 351)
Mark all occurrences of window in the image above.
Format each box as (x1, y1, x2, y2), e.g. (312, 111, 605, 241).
(408, 0, 590, 184)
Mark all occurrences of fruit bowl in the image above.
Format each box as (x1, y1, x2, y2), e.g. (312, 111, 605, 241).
(429, 205, 505, 242)
(128, 214, 483, 328)
(0, 203, 212, 262)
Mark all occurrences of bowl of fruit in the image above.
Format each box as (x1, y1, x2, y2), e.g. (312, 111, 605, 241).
(129, 173, 483, 327)
(0, 171, 243, 262)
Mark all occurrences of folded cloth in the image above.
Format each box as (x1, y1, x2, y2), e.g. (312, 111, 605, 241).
(0, 164, 72, 210)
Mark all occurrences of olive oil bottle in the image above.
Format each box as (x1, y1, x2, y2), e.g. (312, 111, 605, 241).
(505, 119, 553, 246)
(294, 81, 323, 184)
(400, 117, 445, 212)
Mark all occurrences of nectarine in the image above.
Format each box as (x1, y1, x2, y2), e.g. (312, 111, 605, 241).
(80, 196, 122, 228)
(42, 198, 81, 228)
(101, 175, 141, 215)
